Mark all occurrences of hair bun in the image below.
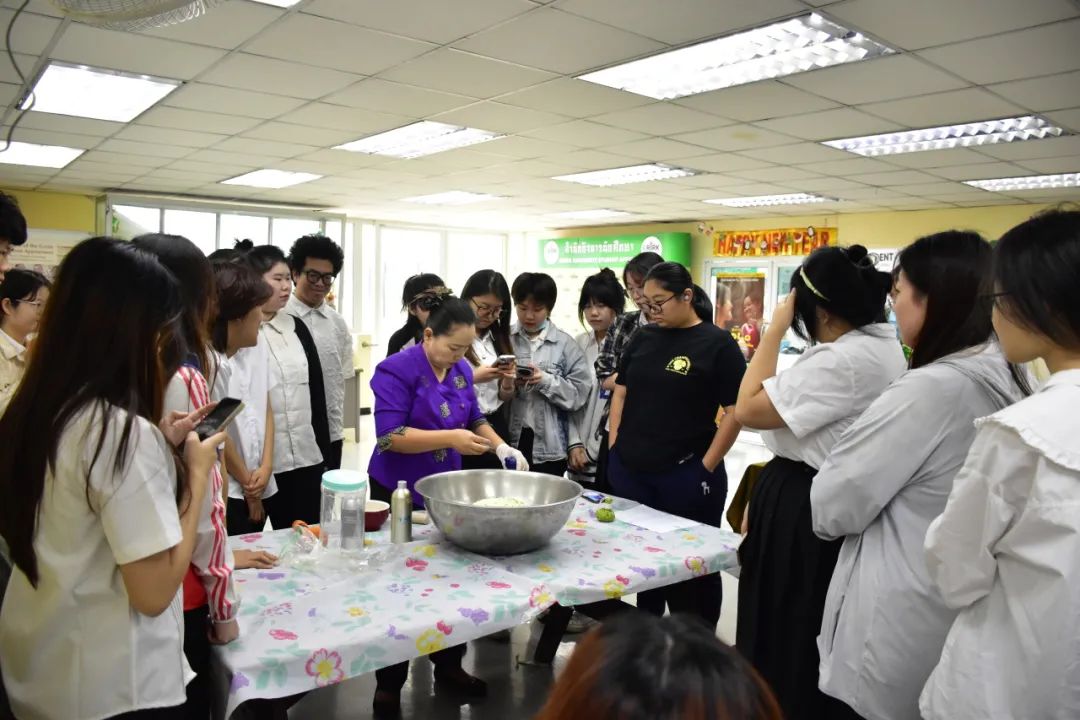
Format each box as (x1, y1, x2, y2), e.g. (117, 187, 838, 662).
(845, 244, 869, 263)
(597, 267, 618, 280)
(234, 239, 254, 252)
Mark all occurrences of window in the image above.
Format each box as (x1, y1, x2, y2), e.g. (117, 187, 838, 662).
(359, 222, 376, 336)
(163, 209, 216, 255)
(112, 204, 160, 237)
(446, 232, 506, 295)
(271, 217, 321, 253)
(377, 227, 442, 345)
(324, 219, 343, 244)
(219, 214, 269, 249)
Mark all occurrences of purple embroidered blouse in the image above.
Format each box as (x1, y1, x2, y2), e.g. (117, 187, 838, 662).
(367, 343, 486, 500)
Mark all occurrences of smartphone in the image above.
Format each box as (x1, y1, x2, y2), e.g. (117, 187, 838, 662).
(195, 397, 244, 440)
(496, 354, 516, 367)
(582, 491, 605, 504)
(515, 364, 534, 379)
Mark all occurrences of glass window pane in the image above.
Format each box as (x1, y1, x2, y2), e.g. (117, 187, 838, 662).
(271, 217, 321, 253)
(446, 232, 506, 295)
(378, 227, 442, 346)
(220, 214, 269, 249)
(339, 222, 355, 327)
(163, 209, 216, 256)
(324, 220, 343, 244)
(360, 223, 376, 336)
(112, 204, 160, 238)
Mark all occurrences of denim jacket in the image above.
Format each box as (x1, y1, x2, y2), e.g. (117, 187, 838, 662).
(509, 320, 593, 463)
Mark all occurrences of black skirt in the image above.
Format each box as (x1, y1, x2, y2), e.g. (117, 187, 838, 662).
(736, 456, 842, 720)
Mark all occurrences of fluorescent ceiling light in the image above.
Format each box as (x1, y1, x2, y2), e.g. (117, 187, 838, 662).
(248, 0, 302, 6)
(335, 121, 503, 159)
(578, 13, 894, 100)
(823, 115, 1068, 157)
(704, 193, 833, 208)
(551, 209, 633, 220)
(553, 163, 697, 187)
(221, 169, 322, 189)
(402, 191, 503, 205)
(23, 62, 180, 123)
(963, 172, 1079, 192)
(0, 140, 84, 168)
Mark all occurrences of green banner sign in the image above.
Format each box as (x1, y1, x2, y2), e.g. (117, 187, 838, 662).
(539, 232, 692, 268)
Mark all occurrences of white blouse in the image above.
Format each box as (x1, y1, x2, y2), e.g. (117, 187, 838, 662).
(471, 332, 503, 416)
(262, 312, 324, 473)
(225, 338, 279, 500)
(760, 324, 906, 469)
(0, 405, 189, 720)
(285, 295, 354, 443)
(921, 369, 1080, 720)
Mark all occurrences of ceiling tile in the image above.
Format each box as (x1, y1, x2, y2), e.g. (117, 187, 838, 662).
(673, 124, 798, 152)
(734, 166, 823, 183)
(184, 148, 280, 168)
(453, 7, 664, 75)
(0, 126, 100, 149)
(675, 80, 841, 121)
(0, 81, 18, 106)
(112, 125, 227, 148)
(672, 155, 774, 174)
(0, 8, 61, 55)
(95, 139, 192, 159)
(520, 120, 647, 146)
(76, 150, 172, 168)
(52, 24, 226, 79)
(541, 148, 647, 171)
(18, 111, 122, 137)
(987, 71, 1080, 112)
(245, 14, 435, 75)
(880, 148, 997, 169)
(211, 137, 318, 159)
(858, 88, 1027, 127)
(1014, 155, 1080, 174)
(141, 0, 282, 49)
(474, 136, 579, 159)
(553, 0, 807, 45)
(429, 102, 572, 133)
(323, 79, 474, 117)
(847, 169, 942, 185)
(1045, 108, 1080, 133)
(599, 137, 714, 161)
(918, 19, 1080, 85)
(890, 181, 979, 197)
(805, 156, 902, 175)
(824, 0, 1077, 50)
(163, 83, 307, 119)
(198, 53, 361, 100)
(276, 103, 414, 133)
(135, 106, 263, 135)
(379, 49, 556, 99)
(735, 142, 852, 164)
(241, 122, 361, 146)
(592, 103, 734, 134)
(927, 161, 1031, 180)
(793, 176, 874, 191)
(782, 54, 968, 105)
(976, 134, 1080, 161)
(499, 78, 652, 117)
(303, 0, 538, 44)
(755, 107, 904, 141)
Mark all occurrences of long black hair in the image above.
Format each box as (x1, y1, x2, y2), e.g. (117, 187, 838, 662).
(461, 269, 512, 356)
(644, 262, 713, 324)
(0, 238, 183, 586)
(240, 243, 288, 276)
(623, 251, 664, 287)
(791, 244, 892, 343)
(211, 262, 273, 353)
(577, 268, 626, 326)
(994, 207, 1080, 350)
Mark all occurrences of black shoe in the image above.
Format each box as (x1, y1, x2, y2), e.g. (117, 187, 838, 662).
(373, 689, 401, 719)
(433, 668, 489, 698)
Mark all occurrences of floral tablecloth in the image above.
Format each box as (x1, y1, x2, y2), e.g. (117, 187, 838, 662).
(216, 499, 741, 717)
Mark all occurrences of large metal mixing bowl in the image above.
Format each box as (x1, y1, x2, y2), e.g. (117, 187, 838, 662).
(415, 470, 583, 555)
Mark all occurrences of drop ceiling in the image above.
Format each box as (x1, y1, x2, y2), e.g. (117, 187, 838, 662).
(1, 0, 1079, 230)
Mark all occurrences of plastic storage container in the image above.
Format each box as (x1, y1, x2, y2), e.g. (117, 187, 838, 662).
(320, 470, 367, 554)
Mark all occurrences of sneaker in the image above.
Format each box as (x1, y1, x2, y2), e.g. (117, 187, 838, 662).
(565, 611, 597, 634)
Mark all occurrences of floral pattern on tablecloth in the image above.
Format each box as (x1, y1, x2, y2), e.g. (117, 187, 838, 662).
(218, 499, 739, 717)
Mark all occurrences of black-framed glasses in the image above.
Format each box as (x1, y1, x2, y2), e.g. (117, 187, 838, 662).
(642, 294, 679, 314)
(302, 269, 336, 287)
(469, 298, 504, 317)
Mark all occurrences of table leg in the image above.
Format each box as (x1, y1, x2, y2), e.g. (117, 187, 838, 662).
(525, 599, 635, 665)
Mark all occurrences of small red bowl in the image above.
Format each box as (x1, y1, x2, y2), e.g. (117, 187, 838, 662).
(365, 500, 390, 531)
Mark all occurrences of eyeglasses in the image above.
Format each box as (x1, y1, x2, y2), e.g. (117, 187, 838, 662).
(470, 298, 504, 317)
(302, 269, 336, 287)
(14, 299, 45, 311)
(642, 294, 679, 314)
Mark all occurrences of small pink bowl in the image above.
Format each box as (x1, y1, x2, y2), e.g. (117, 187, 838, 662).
(365, 500, 390, 531)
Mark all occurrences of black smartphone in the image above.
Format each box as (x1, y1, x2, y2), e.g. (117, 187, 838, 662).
(515, 364, 534, 379)
(195, 397, 244, 440)
(496, 354, 516, 367)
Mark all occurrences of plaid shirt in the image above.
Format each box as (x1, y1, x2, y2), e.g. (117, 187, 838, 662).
(594, 310, 647, 433)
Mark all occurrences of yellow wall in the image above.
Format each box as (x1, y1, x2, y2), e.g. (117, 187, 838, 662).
(539, 203, 1051, 282)
(1, 188, 97, 233)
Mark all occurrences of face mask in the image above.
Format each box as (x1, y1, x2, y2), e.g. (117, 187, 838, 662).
(536, 319, 549, 333)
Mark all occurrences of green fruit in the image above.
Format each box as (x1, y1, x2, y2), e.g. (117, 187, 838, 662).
(596, 508, 616, 523)
(602, 497, 614, 505)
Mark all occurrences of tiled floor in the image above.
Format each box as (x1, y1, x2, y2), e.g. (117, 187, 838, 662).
(285, 419, 770, 719)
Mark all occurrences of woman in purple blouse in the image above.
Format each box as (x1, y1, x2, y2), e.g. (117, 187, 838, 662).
(366, 296, 527, 718)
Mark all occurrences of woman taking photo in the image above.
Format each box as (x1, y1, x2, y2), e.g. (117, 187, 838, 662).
(386, 273, 449, 356)
(0, 268, 49, 400)
(242, 244, 330, 528)
(810, 231, 1029, 720)
(0, 238, 226, 720)
(608, 262, 745, 628)
(508, 272, 592, 477)
(460, 269, 516, 471)
(133, 233, 241, 718)
(733, 246, 906, 719)
(921, 210, 1080, 720)
(568, 268, 625, 487)
(367, 296, 526, 718)
(209, 259, 276, 536)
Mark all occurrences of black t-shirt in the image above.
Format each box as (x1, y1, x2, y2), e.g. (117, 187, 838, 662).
(615, 322, 746, 472)
(386, 324, 421, 358)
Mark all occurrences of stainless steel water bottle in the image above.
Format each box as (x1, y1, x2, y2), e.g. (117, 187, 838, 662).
(390, 480, 413, 544)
